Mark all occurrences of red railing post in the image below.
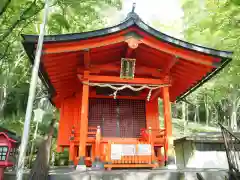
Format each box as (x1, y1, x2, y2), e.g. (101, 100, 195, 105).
(0, 168, 4, 180)
(69, 126, 75, 166)
(95, 126, 101, 159)
(92, 126, 104, 169)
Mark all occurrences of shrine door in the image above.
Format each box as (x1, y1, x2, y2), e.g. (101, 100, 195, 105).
(88, 98, 146, 138)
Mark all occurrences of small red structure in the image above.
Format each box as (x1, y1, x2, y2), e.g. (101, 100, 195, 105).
(22, 9, 233, 169)
(0, 127, 20, 180)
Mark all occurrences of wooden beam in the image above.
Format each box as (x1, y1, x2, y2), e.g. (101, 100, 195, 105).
(44, 36, 126, 54)
(78, 64, 120, 74)
(78, 64, 164, 78)
(136, 66, 164, 77)
(149, 88, 162, 101)
(78, 74, 169, 85)
(141, 38, 218, 67)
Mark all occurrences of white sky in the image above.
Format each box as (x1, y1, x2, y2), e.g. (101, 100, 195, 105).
(105, 0, 184, 38)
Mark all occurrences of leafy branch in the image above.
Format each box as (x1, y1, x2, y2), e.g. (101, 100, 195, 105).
(0, 0, 11, 17)
(0, 0, 44, 42)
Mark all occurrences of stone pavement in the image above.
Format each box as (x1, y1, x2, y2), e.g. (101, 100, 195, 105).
(4, 167, 229, 180)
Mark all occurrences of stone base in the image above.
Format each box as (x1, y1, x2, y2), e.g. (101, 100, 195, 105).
(76, 165, 86, 171)
(68, 161, 75, 169)
(69, 161, 74, 165)
(76, 157, 86, 171)
(92, 158, 104, 170)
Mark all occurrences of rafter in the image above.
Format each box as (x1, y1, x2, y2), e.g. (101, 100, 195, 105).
(162, 56, 179, 74)
(140, 38, 218, 68)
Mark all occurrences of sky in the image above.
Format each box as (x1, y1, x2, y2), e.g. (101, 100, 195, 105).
(104, 0, 184, 38)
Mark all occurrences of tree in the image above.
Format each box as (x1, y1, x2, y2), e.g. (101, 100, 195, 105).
(0, 0, 122, 119)
(0, 0, 122, 167)
(181, 0, 240, 128)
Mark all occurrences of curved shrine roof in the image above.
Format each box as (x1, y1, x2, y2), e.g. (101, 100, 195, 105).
(22, 12, 233, 103)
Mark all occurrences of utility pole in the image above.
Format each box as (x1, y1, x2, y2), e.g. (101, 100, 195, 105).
(16, 0, 49, 179)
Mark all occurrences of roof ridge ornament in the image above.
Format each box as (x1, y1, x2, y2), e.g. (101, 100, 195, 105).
(125, 2, 139, 22)
(132, 2, 136, 13)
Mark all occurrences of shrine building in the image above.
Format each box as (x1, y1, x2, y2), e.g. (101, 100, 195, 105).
(22, 10, 233, 169)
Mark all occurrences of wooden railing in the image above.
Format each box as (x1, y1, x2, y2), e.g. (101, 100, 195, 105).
(140, 128, 166, 143)
(103, 127, 160, 167)
(71, 126, 98, 141)
(95, 126, 101, 160)
(140, 127, 167, 162)
(219, 123, 240, 179)
(70, 126, 166, 167)
(88, 127, 98, 137)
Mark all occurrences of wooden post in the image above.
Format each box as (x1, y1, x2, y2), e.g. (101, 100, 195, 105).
(148, 127, 155, 164)
(95, 126, 101, 159)
(69, 142, 75, 165)
(0, 168, 4, 180)
(92, 126, 104, 169)
(162, 86, 172, 137)
(162, 86, 172, 165)
(77, 81, 89, 169)
(69, 126, 75, 165)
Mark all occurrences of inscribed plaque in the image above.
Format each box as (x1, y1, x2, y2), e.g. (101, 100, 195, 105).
(122, 144, 136, 156)
(137, 144, 152, 155)
(111, 144, 122, 160)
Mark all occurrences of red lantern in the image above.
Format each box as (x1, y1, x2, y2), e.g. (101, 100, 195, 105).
(0, 127, 20, 180)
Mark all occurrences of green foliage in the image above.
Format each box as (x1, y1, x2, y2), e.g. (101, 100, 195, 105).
(0, 0, 122, 167)
(181, 0, 240, 127)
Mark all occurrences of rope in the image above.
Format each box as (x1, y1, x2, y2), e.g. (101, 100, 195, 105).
(82, 82, 170, 101)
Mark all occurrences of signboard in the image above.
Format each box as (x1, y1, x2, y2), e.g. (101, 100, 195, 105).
(137, 144, 152, 156)
(122, 144, 136, 156)
(111, 144, 122, 160)
(111, 144, 152, 160)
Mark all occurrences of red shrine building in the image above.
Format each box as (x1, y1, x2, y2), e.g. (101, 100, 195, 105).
(22, 10, 232, 169)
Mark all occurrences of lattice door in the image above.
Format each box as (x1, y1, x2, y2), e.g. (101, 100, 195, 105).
(88, 98, 146, 138)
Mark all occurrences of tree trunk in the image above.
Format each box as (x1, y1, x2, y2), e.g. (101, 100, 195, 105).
(204, 95, 209, 126)
(197, 105, 200, 124)
(231, 97, 238, 131)
(194, 106, 197, 123)
(182, 102, 187, 135)
(0, 78, 8, 117)
(28, 118, 56, 180)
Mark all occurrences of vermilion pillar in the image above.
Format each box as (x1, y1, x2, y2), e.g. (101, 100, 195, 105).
(162, 86, 172, 164)
(78, 82, 89, 167)
(69, 141, 75, 165)
(162, 86, 172, 137)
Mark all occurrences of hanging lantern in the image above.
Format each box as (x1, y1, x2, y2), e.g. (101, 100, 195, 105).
(33, 108, 45, 123)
